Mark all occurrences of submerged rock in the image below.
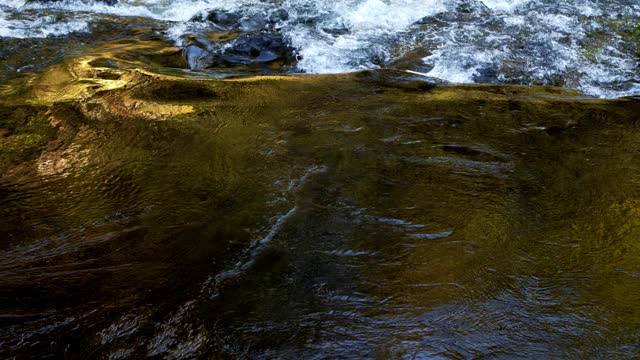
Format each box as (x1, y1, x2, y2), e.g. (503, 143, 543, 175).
(183, 44, 208, 70)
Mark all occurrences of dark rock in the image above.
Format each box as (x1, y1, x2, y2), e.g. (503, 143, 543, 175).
(473, 66, 499, 83)
(255, 51, 279, 63)
(231, 33, 292, 59)
(240, 14, 267, 32)
(431, 2, 490, 23)
(192, 10, 274, 32)
(269, 9, 289, 23)
(184, 44, 208, 70)
(435, 11, 475, 22)
(206, 11, 242, 28)
(414, 15, 448, 28)
(184, 33, 295, 69)
(292, 16, 321, 26)
(183, 8, 297, 71)
(456, 2, 474, 13)
(322, 27, 350, 36)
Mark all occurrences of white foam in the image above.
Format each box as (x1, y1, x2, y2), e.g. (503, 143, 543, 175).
(0, 0, 27, 8)
(503, 15, 526, 27)
(424, 52, 478, 83)
(286, 0, 445, 74)
(534, 13, 576, 31)
(420, 0, 640, 98)
(480, 0, 532, 13)
(0, 10, 90, 38)
(16, 0, 275, 22)
(338, 0, 442, 31)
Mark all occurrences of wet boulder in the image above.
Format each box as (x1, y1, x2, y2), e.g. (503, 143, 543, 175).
(216, 33, 295, 67)
(228, 34, 293, 61)
(255, 51, 279, 63)
(189, 10, 241, 29)
(269, 9, 289, 24)
(240, 14, 268, 32)
(183, 7, 296, 72)
(322, 26, 350, 37)
(182, 33, 296, 71)
(191, 9, 289, 31)
(183, 44, 209, 70)
(206, 11, 242, 28)
(426, 1, 491, 24)
(473, 66, 500, 83)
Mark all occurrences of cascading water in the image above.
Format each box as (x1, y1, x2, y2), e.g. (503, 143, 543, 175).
(0, 0, 639, 97)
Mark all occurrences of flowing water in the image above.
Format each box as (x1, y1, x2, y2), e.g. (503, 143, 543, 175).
(1, 66, 640, 358)
(1, 0, 640, 96)
(1, 1, 640, 359)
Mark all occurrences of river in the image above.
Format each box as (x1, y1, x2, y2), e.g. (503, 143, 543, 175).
(1, 1, 640, 359)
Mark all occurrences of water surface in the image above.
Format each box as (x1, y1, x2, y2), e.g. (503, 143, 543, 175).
(1, 66, 639, 357)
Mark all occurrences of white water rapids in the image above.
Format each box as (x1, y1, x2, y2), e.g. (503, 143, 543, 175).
(1, 0, 639, 98)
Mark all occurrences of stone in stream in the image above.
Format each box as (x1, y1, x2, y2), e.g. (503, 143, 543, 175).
(240, 14, 268, 32)
(269, 9, 289, 24)
(206, 11, 242, 29)
(231, 34, 290, 58)
(322, 26, 350, 36)
(255, 50, 279, 63)
(473, 66, 500, 83)
(191, 9, 288, 30)
(183, 44, 208, 70)
(182, 33, 295, 70)
(184, 9, 296, 71)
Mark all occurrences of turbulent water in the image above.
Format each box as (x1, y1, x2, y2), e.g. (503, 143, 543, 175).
(1, 0, 640, 97)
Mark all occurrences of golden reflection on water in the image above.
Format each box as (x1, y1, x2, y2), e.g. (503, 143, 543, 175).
(0, 42, 639, 358)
